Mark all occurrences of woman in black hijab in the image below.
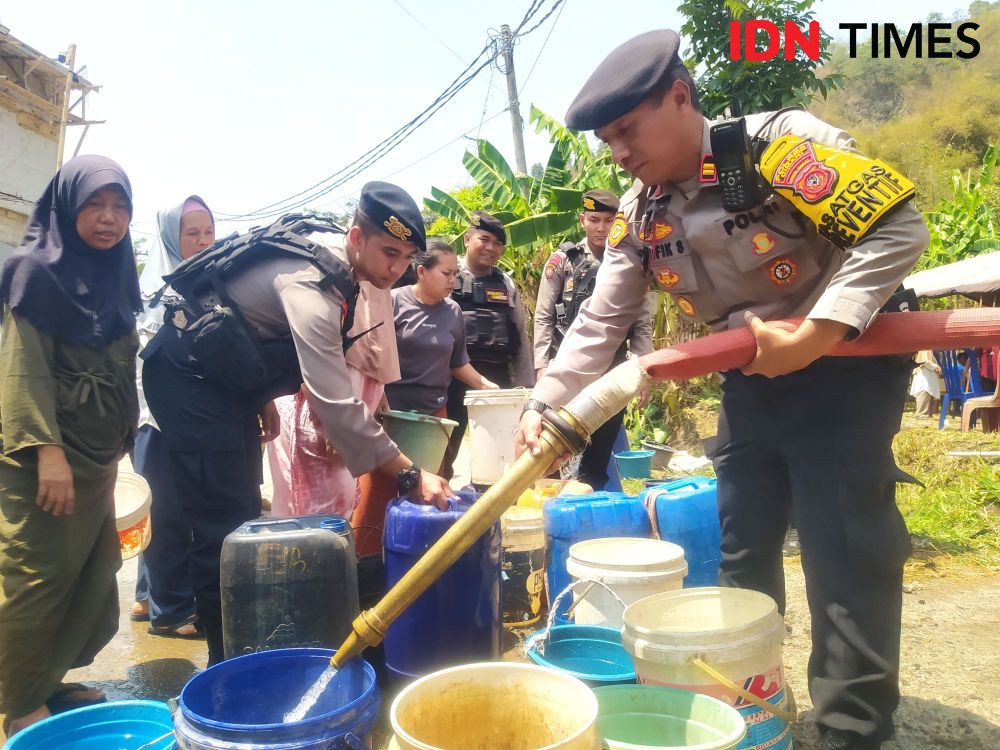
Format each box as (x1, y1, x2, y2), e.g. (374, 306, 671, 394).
(0, 155, 142, 738)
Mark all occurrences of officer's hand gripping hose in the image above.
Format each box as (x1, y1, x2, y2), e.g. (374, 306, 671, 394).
(331, 308, 1000, 667)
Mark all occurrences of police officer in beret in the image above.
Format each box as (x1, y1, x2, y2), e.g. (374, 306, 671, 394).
(534, 189, 653, 489)
(143, 181, 452, 664)
(441, 210, 534, 479)
(516, 30, 929, 750)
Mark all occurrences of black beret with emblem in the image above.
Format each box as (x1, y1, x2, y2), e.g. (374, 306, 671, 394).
(468, 210, 507, 245)
(565, 29, 683, 131)
(582, 189, 620, 214)
(358, 181, 426, 252)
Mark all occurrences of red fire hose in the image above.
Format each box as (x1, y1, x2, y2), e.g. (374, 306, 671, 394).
(638, 309, 1000, 381)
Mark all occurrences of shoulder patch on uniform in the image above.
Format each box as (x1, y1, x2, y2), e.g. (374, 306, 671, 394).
(544, 251, 564, 279)
(608, 213, 628, 247)
(759, 134, 915, 249)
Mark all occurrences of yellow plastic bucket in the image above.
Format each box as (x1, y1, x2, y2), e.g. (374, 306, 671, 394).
(387, 662, 601, 749)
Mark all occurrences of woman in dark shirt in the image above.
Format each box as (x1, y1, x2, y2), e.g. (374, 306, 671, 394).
(386, 240, 497, 415)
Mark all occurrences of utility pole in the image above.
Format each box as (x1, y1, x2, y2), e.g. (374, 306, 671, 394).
(499, 24, 528, 177)
(56, 44, 76, 169)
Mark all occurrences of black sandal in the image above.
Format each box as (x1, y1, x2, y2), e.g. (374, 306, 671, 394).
(147, 614, 203, 639)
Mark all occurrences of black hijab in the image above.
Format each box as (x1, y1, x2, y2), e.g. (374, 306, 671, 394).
(0, 155, 143, 347)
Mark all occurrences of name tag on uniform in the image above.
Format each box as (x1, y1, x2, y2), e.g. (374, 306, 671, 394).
(486, 289, 509, 303)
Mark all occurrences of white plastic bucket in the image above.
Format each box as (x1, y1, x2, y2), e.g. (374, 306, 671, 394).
(387, 662, 601, 750)
(622, 587, 792, 750)
(464, 388, 531, 484)
(567, 537, 687, 628)
(115, 471, 151, 560)
(501, 507, 547, 625)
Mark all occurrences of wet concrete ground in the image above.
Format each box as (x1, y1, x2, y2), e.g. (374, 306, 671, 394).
(57, 555, 206, 705)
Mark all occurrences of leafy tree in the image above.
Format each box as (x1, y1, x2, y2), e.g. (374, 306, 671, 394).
(678, 0, 841, 117)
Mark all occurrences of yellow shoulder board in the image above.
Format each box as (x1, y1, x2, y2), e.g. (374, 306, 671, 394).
(758, 135, 915, 249)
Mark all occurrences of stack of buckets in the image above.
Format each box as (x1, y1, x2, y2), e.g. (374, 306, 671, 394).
(526, 480, 792, 750)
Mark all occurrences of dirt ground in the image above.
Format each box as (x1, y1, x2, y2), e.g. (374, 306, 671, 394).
(779, 558, 1000, 749)
(2, 553, 998, 748)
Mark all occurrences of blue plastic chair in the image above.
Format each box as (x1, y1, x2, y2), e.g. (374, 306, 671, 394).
(934, 349, 992, 429)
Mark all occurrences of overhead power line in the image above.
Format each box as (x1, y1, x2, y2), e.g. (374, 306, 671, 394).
(216, 0, 565, 222)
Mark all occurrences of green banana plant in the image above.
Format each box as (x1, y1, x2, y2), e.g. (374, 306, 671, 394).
(921, 144, 999, 270)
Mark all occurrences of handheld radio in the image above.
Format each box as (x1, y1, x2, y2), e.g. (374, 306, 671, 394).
(710, 118, 764, 212)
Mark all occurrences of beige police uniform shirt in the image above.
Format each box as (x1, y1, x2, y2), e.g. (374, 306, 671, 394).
(533, 109, 930, 408)
(533, 240, 654, 369)
(457, 256, 536, 388)
(225, 231, 400, 476)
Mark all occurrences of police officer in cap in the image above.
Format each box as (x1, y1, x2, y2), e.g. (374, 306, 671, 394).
(516, 30, 929, 750)
(534, 189, 652, 489)
(143, 182, 452, 664)
(441, 210, 534, 479)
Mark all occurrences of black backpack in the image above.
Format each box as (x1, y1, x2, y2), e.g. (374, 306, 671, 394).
(154, 213, 366, 393)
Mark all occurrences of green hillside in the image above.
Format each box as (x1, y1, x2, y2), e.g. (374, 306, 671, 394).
(811, 1, 1000, 211)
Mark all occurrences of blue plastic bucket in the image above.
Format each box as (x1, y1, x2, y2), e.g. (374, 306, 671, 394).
(6, 700, 174, 750)
(614, 450, 655, 479)
(175, 648, 378, 749)
(526, 624, 636, 686)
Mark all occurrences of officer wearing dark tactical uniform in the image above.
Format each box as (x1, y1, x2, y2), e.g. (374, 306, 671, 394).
(516, 31, 929, 750)
(441, 210, 534, 480)
(534, 190, 652, 488)
(142, 182, 452, 664)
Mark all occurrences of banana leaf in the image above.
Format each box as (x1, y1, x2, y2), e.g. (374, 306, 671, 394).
(505, 211, 580, 248)
(548, 186, 584, 212)
(423, 187, 470, 225)
(462, 150, 528, 215)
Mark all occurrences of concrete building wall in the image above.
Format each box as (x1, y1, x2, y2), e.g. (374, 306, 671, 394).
(0, 105, 56, 263)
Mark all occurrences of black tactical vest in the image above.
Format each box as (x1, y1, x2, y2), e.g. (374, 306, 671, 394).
(554, 245, 598, 343)
(557, 246, 632, 364)
(149, 214, 368, 396)
(161, 212, 363, 352)
(451, 266, 520, 365)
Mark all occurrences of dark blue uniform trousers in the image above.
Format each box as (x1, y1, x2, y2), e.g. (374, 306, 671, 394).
(132, 424, 197, 628)
(142, 327, 269, 665)
(709, 355, 914, 744)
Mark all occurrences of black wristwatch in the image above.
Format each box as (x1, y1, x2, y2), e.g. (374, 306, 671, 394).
(522, 399, 549, 416)
(396, 464, 421, 493)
